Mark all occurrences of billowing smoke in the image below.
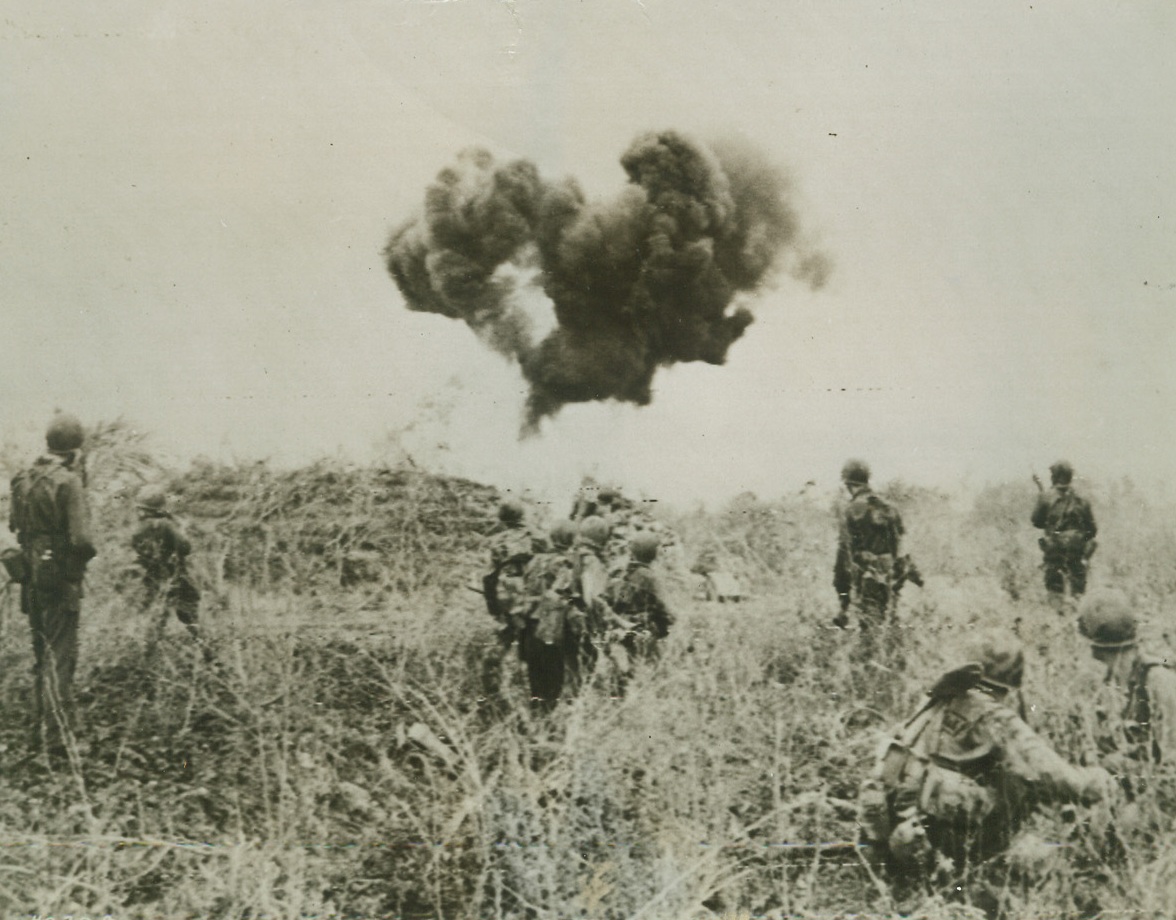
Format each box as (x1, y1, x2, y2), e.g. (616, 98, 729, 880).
(385, 131, 829, 432)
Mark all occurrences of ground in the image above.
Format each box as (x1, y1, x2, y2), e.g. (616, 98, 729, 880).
(0, 440, 1172, 919)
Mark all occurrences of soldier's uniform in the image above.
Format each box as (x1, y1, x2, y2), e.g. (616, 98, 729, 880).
(833, 461, 904, 626)
(860, 644, 1110, 902)
(483, 502, 546, 643)
(519, 523, 579, 709)
(1031, 462, 1097, 601)
(607, 558, 674, 664)
(132, 487, 201, 640)
(1121, 655, 1176, 763)
(9, 416, 97, 742)
(555, 514, 615, 685)
(592, 532, 672, 693)
(1080, 593, 1176, 764)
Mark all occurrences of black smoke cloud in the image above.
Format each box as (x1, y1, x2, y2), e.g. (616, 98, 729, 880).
(385, 131, 829, 432)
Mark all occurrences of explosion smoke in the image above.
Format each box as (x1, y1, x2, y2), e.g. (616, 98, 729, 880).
(385, 131, 829, 432)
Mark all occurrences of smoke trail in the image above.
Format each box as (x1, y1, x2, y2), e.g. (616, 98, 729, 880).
(385, 130, 829, 432)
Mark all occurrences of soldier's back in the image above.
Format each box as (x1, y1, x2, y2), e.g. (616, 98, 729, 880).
(844, 490, 902, 557)
(133, 516, 187, 556)
(20, 459, 75, 534)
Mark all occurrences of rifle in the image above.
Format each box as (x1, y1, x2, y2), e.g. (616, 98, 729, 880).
(1032, 472, 1044, 493)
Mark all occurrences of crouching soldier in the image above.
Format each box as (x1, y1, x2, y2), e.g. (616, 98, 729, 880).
(858, 632, 1112, 911)
(132, 484, 202, 646)
(1079, 592, 1176, 765)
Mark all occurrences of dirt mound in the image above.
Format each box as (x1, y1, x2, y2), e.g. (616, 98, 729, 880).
(169, 459, 503, 596)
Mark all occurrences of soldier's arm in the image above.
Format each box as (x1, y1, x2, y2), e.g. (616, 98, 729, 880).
(833, 545, 852, 599)
(8, 476, 19, 535)
(62, 476, 97, 562)
(988, 709, 1109, 805)
(1030, 495, 1050, 529)
(644, 571, 674, 637)
(1083, 500, 1098, 541)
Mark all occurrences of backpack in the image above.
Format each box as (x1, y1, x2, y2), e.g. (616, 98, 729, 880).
(1043, 490, 1089, 554)
(860, 672, 997, 857)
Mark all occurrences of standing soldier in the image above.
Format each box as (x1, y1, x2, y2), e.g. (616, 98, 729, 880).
(9, 414, 97, 750)
(858, 632, 1112, 908)
(832, 459, 904, 629)
(567, 514, 613, 681)
(483, 500, 545, 647)
(604, 532, 675, 689)
(519, 520, 578, 710)
(132, 484, 203, 646)
(1032, 460, 1097, 610)
(1078, 592, 1176, 765)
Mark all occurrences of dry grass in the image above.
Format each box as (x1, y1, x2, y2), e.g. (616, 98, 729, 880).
(0, 434, 1173, 918)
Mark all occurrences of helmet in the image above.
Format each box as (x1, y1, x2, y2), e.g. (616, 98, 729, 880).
(969, 632, 1024, 690)
(578, 515, 610, 549)
(136, 484, 168, 513)
(597, 486, 621, 505)
(630, 531, 660, 564)
(46, 413, 85, 452)
(549, 519, 577, 550)
(497, 500, 524, 526)
(1078, 592, 1137, 649)
(841, 458, 870, 485)
(1049, 461, 1074, 485)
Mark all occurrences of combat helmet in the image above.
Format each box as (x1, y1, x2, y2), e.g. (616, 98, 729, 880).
(841, 458, 871, 485)
(1049, 460, 1074, 485)
(136, 484, 168, 514)
(1078, 592, 1137, 649)
(578, 515, 610, 550)
(969, 632, 1024, 691)
(497, 499, 524, 527)
(630, 531, 660, 564)
(549, 519, 577, 550)
(596, 485, 621, 506)
(46, 413, 85, 452)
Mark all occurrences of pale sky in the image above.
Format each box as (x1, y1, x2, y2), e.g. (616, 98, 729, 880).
(2, 1, 1174, 506)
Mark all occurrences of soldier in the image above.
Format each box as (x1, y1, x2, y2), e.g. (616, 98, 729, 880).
(132, 484, 202, 644)
(1079, 592, 1176, 764)
(9, 414, 97, 749)
(519, 520, 578, 710)
(606, 532, 674, 668)
(596, 486, 636, 572)
(859, 632, 1112, 905)
(569, 476, 600, 521)
(482, 499, 545, 647)
(1031, 460, 1097, 609)
(566, 514, 613, 680)
(832, 459, 904, 628)
(572, 515, 612, 630)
